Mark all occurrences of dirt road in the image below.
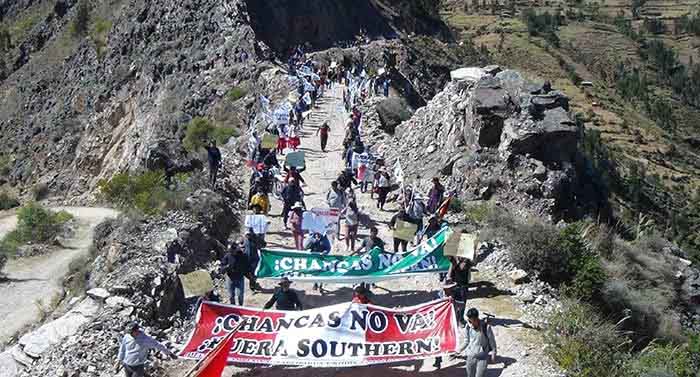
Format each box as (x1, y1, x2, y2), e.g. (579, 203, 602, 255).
(0, 207, 119, 346)
(207, 85, 558, 376)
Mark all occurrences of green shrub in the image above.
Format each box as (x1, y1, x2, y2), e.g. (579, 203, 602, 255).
(463, 201, 493, 224)
(448, 197, 463, 213)
(626, 338, 700, 377)
(546, 300, 630, 377)
(227, 86, 248, 102)
(71, 0, 90, 37)
(0, 191, 19, 210)
(182, 117, 237, 151)
(90, 18, 112, 58)
(0, 155, 10, 176)
(98, 170, 194, 216)
(0, 203, 73, 256)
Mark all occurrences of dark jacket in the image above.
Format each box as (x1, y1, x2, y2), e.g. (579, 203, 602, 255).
(206, 146, 222, 167)
(281, 184, 304, 204)
(220, 252, 251, 281)
(264, 287, 303, 310)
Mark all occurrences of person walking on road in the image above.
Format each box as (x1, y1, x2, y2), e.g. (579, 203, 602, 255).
(326, 180, 347, 239)
(427, 177, 445, 214)
(288, 202, 305, 250)
(340, 200, 360, 252)
(219, 244, 255, 306)
(281, 178, 304, 227)
(316, 121, 331, 152)
(264, 277, 303, 311)
(376, 169, 391, 211)
(204, 140, 222, 187)
(455, 308, 498, 377)
(117, 322, 177, 377)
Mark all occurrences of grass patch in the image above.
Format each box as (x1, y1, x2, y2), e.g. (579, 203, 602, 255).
(0, 203, 73, 258)
(0, 191, 19, 210)
(97, 170, 199, 216)
(182, 117, 238, 151)
(90, 18, 112, 58)
(227, 86, 248, 102)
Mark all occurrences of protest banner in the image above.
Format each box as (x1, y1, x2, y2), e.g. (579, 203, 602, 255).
(393, 220, 418, 241)
(284, 151, 305, 168)
(261, 133, 279, 149)
(256, 227, 451, 283)
(178, 270, 214, 299)
(301, 211, 328, 234)
(443, 231, 477, 260)
(179, 298, 458, 367)
(306, 207, 340, 235)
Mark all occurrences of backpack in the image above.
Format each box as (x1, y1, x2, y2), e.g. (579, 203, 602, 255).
(479, 318, 493, 354)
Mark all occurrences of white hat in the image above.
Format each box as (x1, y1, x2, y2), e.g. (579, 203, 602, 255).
(291, 202, 304, 210)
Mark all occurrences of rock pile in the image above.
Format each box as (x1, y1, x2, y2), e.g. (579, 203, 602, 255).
(362, 66, 599, 220)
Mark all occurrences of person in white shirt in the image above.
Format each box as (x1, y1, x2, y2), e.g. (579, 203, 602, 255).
(455, 308, 497, 377)
(117, 322, 177, 377)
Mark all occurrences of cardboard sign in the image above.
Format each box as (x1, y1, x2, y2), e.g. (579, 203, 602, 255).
(394, 220, 418, 241)
(245, 214, 269, 235)
(178, 270, 214, 299)
(261, 133, 279, 149)
(285, 151, 305, 168)
(444, 232, 477, 260)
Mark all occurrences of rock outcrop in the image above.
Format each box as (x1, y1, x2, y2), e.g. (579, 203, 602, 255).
(363, 67, 598, 219)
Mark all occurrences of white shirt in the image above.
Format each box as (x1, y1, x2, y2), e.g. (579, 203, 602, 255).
(118, 332, 170, 367)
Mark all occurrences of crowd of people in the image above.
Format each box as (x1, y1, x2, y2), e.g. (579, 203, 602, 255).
(115, 49, 497, 377)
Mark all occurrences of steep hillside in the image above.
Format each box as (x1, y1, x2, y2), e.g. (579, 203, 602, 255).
(440, 1, 700, 262)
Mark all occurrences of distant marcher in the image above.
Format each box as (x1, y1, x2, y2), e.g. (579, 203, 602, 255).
(288, 202, 305, 250)
(243, 228, 265, 291)
(250, 187, 270, 214)
(305, 232, 331, 293)
(376, 169, 391, 210)
(117, 322, 177, 377)
(383, 78, 391, 97)
(426, 177, 445, 214)
(456, 308, 497, 377)
(219, 244, 254, 306)
(423, 216, 442, 240)
(205, 140, 222, 187)
(341, 201, 360, 252)
(448, 256, 472, 320)
(264, 277, 303, 311)
(326, 180, 347, 239)
(316, 121, 331, 152)
(281, 178, 304, 227)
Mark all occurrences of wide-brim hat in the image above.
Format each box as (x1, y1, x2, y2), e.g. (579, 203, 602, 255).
(291, 202, 304, 210)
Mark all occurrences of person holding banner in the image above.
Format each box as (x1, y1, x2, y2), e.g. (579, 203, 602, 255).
(263, 277, 303, 311)
(117, 322, 177, 377)
(353, 226, 386, 255)
(351, 285, 372, 304)
(456, 308, 498, 377)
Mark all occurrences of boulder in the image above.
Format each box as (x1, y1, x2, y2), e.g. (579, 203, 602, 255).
(19, 298, 101, 358)
(509, 269, 530, 284)
(86, 288, 111, 301)
(450, 67, 486, 82)
(0, 349, 20, 377)
(105, 296, 134, 309)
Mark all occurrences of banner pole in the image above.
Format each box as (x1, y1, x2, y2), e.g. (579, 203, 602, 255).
(181, 320, 245, 377)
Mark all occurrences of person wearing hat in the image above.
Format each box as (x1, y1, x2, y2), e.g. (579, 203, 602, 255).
(288, 202, 305, 250)
(263, 277, 303, 311)
(281, 177, 304, 227)
(455, 308, 497, 377)
(117, 322, 177, 377)
(376, 169, 391, 211)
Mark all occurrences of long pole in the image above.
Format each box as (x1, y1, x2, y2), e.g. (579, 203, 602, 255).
(181, 320, 245, 377)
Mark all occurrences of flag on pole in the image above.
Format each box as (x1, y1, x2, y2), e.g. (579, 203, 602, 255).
(185, 326, 237, 377)
(436, 193, 454, 220)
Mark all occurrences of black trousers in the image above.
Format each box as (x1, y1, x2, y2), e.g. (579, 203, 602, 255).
(393, 238, 408, 253)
